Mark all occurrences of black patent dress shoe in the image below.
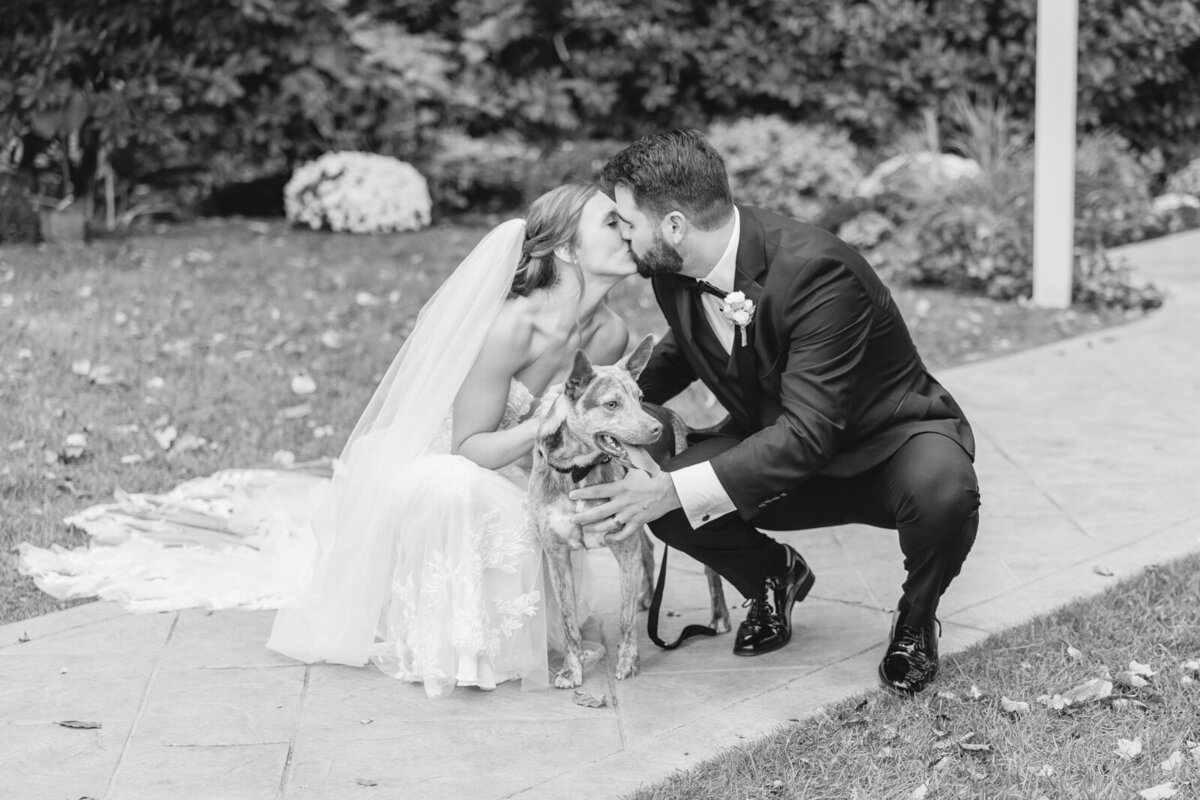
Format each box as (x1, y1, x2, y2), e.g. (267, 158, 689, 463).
(878, 616, 941, 695)
(733, 545, 815, 657)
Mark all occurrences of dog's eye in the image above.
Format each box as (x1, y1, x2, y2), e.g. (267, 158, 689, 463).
(604, 400, 620, 410)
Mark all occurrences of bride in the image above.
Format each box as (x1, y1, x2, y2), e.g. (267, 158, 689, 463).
(19, 182, 639, 698)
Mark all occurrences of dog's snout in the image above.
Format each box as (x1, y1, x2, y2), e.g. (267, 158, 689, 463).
(649, 420, 663, 439)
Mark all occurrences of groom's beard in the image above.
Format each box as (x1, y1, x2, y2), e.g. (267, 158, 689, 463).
(631, 231, 684, 278)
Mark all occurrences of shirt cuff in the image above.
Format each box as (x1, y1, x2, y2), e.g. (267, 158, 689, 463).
(670, 462, 738, 529)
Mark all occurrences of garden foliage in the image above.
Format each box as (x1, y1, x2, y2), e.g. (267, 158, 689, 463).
(3, 0, 1199, 197)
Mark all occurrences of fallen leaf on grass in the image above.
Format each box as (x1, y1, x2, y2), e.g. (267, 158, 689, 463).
(281, 403, 312, 420)
(1067, 646, 1084, 661)
(120, 453, 145, 465)
(272, 450, 296, 468)
(1037, 764, 1055, 777)
(153, 425, 178, 451)
(1114, 737, 1143, 759)
(1139, 782, 1177, 799)
(1112, 698, 1150, 712)
(1129, 660, 1156, 678)
(291, 373, 317, 395)
(61, 433, 88, 462)
(56, 720, 102, 729)
(320, 330, 344, 349)
(1116, 671, 1151, 689)
(355, 291, 381, 307)
(71, 359, 92, 376)
(571, 690, 609, 708)
(1161, 750, 1183, 772)
(354, 777, 378, 787)
(1062, 678, 1112, 704)
(174, 433, 208, 453)
(1093, 565, 1114, 577)
(910, 783, 929, 799)
(1000, 696, 1030, 714)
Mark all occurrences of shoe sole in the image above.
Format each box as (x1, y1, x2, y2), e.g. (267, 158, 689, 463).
(732, 566, 816, 658)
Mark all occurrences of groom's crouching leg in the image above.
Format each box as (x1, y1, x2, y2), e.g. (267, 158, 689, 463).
(881, 433, 980, 694)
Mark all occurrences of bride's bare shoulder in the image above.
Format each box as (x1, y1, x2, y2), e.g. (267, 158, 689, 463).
(587, 306, 631, 365)
(485, 298, 536, 358)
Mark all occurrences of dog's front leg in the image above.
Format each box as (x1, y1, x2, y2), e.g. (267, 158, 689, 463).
(610, 533, 644, 680)
(637, 529, 655, 610)
(542, 542, 584, 689)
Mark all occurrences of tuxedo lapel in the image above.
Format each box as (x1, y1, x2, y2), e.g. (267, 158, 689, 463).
(729, 207, 769, 428)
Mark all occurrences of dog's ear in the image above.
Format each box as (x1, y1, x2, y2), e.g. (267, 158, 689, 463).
(564, 349, 595, 401)
(618, 334, 656, 380)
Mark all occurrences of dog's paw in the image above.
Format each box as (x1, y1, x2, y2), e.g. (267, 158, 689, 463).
(614, 645, 639, 680)
(710, 610, 733, 634)
(553, 652, 583, 689)
(553, 668, 583, 689)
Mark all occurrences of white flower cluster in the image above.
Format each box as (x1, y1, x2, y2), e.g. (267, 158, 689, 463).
(284, 152, 432, 234)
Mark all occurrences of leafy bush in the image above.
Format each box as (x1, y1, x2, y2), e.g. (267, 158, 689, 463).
(1073, 130, 1161, 249)
(708, 116, 863, 222)
(0, 172, 40, 244)
(422, 132, 538, 214)
(522, 139, 625, 203)
(284, 153, 432, 234)
(876, 97, 1163, 311)
(1165, 157, 1200, 197)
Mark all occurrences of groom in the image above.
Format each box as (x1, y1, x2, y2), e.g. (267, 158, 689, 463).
(571, 130, 981, 695)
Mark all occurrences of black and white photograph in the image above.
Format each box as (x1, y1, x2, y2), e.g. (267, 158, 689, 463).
(2, 1, 1199, 798)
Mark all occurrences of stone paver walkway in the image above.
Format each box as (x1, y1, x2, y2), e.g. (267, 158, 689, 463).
(3, 231, 1198, 800)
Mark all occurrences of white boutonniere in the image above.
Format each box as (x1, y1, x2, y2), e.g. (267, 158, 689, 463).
(719, 291, 756, 346)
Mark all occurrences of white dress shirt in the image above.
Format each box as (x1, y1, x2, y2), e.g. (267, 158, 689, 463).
(669, 208, 741, 529)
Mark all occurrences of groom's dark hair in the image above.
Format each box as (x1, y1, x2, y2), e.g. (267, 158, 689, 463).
(601, 130, 734, 231)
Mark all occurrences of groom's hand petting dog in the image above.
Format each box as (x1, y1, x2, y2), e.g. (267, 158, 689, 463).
(527, 334, 730, 689)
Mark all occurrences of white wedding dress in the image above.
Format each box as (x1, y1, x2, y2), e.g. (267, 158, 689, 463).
(20, 379, 589, 698)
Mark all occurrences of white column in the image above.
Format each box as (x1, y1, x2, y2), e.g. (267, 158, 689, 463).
(1032, 0, 1079, 308)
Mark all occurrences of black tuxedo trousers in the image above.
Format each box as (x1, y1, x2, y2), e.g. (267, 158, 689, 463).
(648, 431, 980, 627)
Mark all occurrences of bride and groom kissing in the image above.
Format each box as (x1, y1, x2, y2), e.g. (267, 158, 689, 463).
(268, 128, 981, 699)
(24, 128, 979, 699)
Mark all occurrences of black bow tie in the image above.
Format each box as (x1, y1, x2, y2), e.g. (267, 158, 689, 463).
(677, 276, 727, 299)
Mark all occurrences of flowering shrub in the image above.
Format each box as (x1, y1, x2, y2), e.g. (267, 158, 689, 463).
(707, 116, 863, 222)
(284, 152, 432, 234)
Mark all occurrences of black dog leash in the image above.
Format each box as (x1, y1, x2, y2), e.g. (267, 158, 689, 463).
(646, 543, 719, 649)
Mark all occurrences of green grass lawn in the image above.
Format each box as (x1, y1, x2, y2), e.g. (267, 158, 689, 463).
(0, 217, 1137, 624)
(628, 554, 1200, 800)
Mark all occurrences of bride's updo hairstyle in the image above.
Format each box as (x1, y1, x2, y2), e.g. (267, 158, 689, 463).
(510, 182, 600, 298)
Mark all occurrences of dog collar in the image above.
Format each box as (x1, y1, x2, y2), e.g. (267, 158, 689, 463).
(551, 454, 612, 483)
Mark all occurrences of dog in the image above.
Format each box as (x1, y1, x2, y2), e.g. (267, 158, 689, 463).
(528, 333, 731, 689)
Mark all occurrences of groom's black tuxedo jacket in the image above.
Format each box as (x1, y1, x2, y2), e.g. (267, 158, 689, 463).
(639, 205, 975, 521)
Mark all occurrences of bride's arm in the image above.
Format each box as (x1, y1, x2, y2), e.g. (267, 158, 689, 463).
(451, 314, 540, 470)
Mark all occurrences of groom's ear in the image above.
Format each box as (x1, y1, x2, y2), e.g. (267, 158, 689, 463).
(618, 334, 656, 380)
(564, 349, 596, 401)
(661, 210, 688, 246)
